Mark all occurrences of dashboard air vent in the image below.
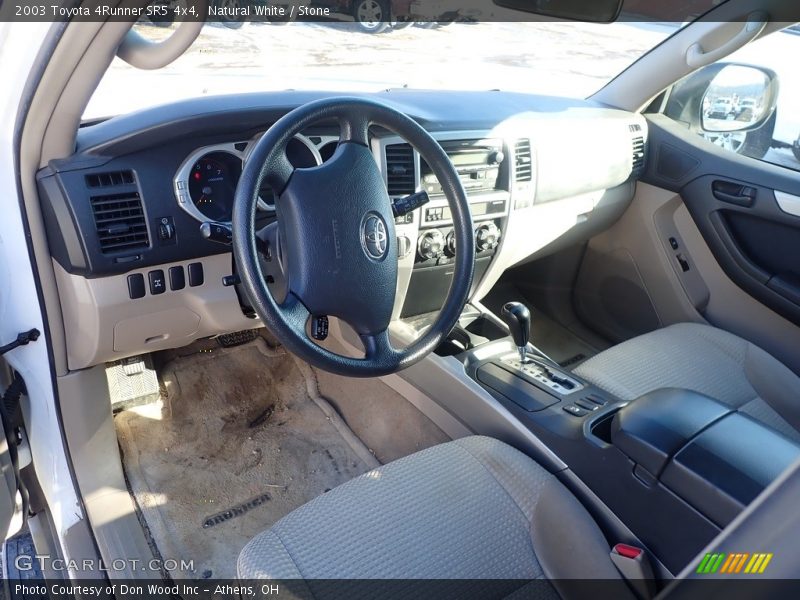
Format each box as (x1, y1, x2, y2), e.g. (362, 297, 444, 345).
(85, 170, 134, 188)
(631, 136, 645, 173)
(90, 192, 150, 254)
(514, 139, 532, 182)
(385, 143, 415, 196)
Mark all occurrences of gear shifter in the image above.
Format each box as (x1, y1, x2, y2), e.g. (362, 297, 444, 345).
(500, 302, 530, 363)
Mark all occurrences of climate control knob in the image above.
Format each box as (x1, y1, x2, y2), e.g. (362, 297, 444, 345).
(418, 229, 445, 260)
(444, 231, 457, 257)
(476, 222, 501, 252)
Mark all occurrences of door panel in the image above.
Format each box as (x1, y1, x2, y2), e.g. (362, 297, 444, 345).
(682, 175, 800, 324)
(644, 114, 800, 328)
(570, 113, 800, 373)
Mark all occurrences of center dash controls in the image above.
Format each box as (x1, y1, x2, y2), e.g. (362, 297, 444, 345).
(417, 229, 445, 260)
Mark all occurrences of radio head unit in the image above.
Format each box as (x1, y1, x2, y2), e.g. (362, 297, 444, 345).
(421, 139, 505, 196)
(423, 199, 506, 225)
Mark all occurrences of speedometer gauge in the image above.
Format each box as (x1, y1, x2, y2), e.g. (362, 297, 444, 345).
(187, 151, 241, 222)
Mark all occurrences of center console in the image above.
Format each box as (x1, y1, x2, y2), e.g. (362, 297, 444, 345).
(433, 302, 800, 576)
(611, 389, 800, 528)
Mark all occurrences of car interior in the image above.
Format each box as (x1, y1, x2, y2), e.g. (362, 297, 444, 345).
(3, 0, 800, 596)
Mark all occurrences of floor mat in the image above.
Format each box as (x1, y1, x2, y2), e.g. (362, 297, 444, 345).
(313, 367, 450, 464)
(115, 338, 379, 579)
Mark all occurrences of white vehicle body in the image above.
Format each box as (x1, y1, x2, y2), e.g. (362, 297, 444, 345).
(0, 23, 82, 551)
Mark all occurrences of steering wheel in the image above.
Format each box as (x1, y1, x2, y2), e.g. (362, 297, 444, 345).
(232, 98, 474, 377)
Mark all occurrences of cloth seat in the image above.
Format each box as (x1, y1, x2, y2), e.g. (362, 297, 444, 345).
(238, 436, 630, 596)
(574, 322, 800, 443)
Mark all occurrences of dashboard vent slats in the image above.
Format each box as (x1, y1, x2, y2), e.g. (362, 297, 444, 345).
(631, 136, 645, 173)
(514, 139, 532, 182)
(85, 170, 134, 188)
(385, 143, 415, 196)
(90, 192, 150, 254)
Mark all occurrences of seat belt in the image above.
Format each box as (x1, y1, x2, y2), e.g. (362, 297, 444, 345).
(610, 543, 658, 600)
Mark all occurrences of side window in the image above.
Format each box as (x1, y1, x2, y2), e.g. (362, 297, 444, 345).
(663, 24, 800, 172)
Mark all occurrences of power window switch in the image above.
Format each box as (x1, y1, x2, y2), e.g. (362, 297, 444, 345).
(127, 274, 145, 299)
(563, 405, 588, 417)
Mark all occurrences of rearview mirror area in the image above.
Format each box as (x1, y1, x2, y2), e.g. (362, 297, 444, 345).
(702, 65, 775, 133)
(492, 0, 623, 23)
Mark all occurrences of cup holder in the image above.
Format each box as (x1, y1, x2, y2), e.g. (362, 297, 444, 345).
(588, 408, 620, 446)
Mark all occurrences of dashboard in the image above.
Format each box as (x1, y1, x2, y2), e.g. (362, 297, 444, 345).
(37, 90, 647, 370)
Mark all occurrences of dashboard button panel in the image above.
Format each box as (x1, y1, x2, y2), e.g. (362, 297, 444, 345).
(169, 266, 186, 291)
(188, 263, 204, 287)
(149, 270, 166, 295)
(127, 274, 146, 299)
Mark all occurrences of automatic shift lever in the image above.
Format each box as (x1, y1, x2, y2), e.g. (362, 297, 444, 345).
(500, 302, 530, 362)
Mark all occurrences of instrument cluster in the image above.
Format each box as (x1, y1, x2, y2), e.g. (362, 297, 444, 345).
(174, 134, 338, 223)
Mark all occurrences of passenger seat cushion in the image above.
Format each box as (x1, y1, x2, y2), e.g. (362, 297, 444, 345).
(237, 436, 622, 583)
(574, 323, 800, 442)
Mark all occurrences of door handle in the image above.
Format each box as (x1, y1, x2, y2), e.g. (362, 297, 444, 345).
(712, 181, 757, 207)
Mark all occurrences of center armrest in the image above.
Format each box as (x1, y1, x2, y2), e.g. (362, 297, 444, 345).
(611, 388, 731, 477)
(611, 388, 800, 527)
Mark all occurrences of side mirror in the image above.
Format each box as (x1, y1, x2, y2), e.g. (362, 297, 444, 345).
(665, 63, 779, 134)
(702, 65, 776, 132)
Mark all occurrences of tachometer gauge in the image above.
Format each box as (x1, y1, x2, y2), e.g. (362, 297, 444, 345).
(187, 151, 241, 222)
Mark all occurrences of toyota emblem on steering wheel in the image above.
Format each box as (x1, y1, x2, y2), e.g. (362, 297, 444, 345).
(361, 212, 389, 260)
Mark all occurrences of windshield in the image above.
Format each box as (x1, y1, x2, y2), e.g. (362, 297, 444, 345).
(85, 21, 675, 119)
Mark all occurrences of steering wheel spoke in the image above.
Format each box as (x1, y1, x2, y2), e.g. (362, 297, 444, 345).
(361, 328, 398, 363)
(339, 113, 371, 147)
(266, 151, 296, 196)
(279, 291, 311, 334)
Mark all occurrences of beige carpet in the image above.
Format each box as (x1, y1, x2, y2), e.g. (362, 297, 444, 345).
(314, 368, 450, 464)
(115, 338, 379, 579)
